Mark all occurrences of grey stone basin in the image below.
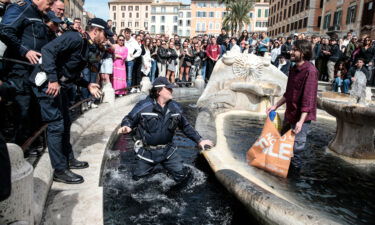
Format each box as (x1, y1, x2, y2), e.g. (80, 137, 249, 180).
(230, 81, 283, 97)
(317, 91, 375, 159)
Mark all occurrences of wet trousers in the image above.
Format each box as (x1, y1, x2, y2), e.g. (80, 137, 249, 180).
(133, 145, 189, 182)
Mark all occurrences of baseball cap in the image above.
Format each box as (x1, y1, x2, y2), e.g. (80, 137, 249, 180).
(47, 11, 64, 24)
(152, 77, 175, 89)
(88, 18, 114, 38)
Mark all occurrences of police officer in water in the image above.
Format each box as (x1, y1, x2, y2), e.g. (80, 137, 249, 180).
(118, 77, 214, 184)
(30, 18, 111, 184)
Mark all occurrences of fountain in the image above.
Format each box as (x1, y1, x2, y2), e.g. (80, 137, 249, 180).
(318, 70, 375, 162)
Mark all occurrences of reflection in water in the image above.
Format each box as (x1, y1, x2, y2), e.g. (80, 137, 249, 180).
(102, 101, 257, 225)
(224, 115, 375, 225)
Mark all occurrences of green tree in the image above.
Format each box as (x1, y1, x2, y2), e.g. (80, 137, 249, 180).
(222, 0, 254, 36)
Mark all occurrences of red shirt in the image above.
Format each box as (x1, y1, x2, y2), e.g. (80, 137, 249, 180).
(206, 44, 220, 60)
(283, 61, 318, 124)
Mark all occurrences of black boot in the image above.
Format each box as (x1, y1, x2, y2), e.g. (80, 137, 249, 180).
(53, 169, 84, 184)
(69, 158, 89, 169)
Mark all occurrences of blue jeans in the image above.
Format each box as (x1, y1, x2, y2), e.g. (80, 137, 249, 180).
(126, 61, 134, 87)
(201, 61, 207, 81)
(343, 79, 351, 94)
(332, 77, 343, 93)
(81, 67, 97, 99)
(149, 59, 157, 82)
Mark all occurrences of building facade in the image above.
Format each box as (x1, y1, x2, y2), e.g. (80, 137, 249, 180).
(178, 4, 192, 37)
(191, 0, 227, 37)
(247, 0, 270, 33)
(150, 1, 180, 36)
(108, 0, 152, 34)
(360, 0, 375, 38)
(63, 0, 84, 20)
(268, 0, 322, 38)
(320, 0, 366, 38)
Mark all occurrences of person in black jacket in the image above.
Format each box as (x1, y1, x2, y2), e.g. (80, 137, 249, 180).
(216, 28, 228, 46)
(118, 77, 213, 185)
(343, 58, 369, 93)
(30, 18, 109, 184)
(274, 55, 291, 76)
(156, 40, 168, 77)
(327, 38, 341, 82)
(281, 37, 292, 59)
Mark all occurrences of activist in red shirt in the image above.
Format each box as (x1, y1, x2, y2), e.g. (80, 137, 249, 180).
(267, 40, 318, 152)
(205, 37, 221, 81)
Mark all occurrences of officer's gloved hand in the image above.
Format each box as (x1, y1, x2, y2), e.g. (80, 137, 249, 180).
(199, 140, 214, 152)
(118, 126, 132, 134)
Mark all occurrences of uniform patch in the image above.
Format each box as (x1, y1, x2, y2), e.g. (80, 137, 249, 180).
(15, 0, 26, 6)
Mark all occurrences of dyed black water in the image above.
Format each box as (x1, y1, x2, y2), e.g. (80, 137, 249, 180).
(102, 101, 258, 225)
(224, 115, 375, 225)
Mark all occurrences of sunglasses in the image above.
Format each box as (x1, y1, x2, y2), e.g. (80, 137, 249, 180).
(118, 39, 124, 41)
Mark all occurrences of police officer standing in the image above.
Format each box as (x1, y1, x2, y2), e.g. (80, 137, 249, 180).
(31, 18, 111, 184)
(0, 0, 54, 146)
(118, 77, 213, 184)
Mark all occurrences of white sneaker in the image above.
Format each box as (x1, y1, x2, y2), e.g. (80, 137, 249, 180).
(136, 88, 141, 93)
(130, 88, 136, 93)
(90, 102, 98, 108)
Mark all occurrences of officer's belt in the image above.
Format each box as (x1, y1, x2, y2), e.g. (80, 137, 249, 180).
(144, 144, 169, 150)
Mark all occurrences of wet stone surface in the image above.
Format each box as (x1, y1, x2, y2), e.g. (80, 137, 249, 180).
(224, 115, 375, 225)
(102, 101, 257, 225)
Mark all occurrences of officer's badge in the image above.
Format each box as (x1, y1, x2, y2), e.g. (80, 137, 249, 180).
(15, 0, 26, 6)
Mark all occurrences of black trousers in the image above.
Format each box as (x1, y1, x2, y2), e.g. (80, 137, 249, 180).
(0, 133, 11, 201)
(205, 58, 216, 81)
(132, 57, 143, 86)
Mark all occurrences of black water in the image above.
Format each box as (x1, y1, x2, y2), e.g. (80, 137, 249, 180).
(102, 101, 258, 225)
(224, 115, 375, 225)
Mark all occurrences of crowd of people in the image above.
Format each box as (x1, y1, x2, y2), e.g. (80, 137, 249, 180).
(0, 0, 375, 188)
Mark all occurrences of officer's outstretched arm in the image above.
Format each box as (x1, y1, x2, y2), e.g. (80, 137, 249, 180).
(119, 101, 145, 134)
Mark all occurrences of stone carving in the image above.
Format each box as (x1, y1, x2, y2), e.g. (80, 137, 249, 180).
(349, 71, 367, 105)
(197, 51, 287, 114)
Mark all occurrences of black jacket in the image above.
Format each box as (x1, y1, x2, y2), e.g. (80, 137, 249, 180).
(281, 42, 292, 59)
(217, 33, 229, 45)
(157, 47, 169, 64)
(121, 97, 202, 146)
(329, 44, 341, 62)
(0, 1, 49, 78)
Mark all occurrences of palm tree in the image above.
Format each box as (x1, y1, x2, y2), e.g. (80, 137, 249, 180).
(222, 0, 254, 37)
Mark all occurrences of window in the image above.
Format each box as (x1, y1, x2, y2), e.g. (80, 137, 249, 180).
(128, 22, 132, 27)
(136, 12, 139, 18)
(346, 5, 356, 24)
(258, 9, 261, 17)
(160, 25, 165, 33)
(306, 0, 310, 9)
(121, 22, 124, 27)
(187, 12, 191, 18)
(112, 6, 116, 11)
(173, 25, 178, 33)
(196, 22, 201, 31)
(135, 22, 139, 27)
(298, 19, 302, 29)
(161, 16, 165, 23)
(146, 6, 148, 11)
(145, 13, 148, 18)
(135, 6, 139, 11)
(179, 20, 183, 26)
(178, 29, 182, 36)
(174, 7, 178, 13)
(288, 6, 291, 17)
(151, 16, 156, 22)
(202, 22, 206, 31)
(333, 10, 342, 26)
(216, 11, 220, 18)
(121, 6, 126, 11)
(113, 13, 116, 20)
(187, 20, 191, 26)
(265, 9, 269, 17)
(216, 22, 220, 29)
(129, 12, 132, 18)
(301, 0, 305, 11)
(122, 12, 125, 18)
(209, 12, 214, 17)
(151, 25, 155, 33)
(144, 22, 148, 29)
(303, 17, 308, 28)
(179, 12, 183, 17)
(173, 16, 178, 23)
(186, 30, 190, 37)
(256, 22, 261, 27)
(129, 6, 133, 11)
(296, 2, 300, 14)
(161, 7, 166, 13)
(209, 22, 213, 29)
(222, 12, 227, 17)
(323, 13, 331, 29)
(284, 9, 287, 19)
(152, 7, 156, 13)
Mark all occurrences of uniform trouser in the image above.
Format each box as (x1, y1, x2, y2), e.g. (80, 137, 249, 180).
(133, 145, 189, 182)
(0, 133, 11, 201)
(126, 61, 134, 87)
(32, 84, 74, 171)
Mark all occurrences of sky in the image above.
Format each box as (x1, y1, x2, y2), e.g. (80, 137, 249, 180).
(84, 0, 191, 20)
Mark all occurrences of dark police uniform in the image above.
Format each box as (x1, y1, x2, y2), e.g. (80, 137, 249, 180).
(0, 0, 49, 145)
(121, 96, 202, 182)
(31, 30, 91, 172)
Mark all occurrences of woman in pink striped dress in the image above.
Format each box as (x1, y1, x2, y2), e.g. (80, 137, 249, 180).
(112, 35, 128, 96)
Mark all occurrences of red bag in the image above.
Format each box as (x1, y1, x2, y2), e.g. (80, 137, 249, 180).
(246, 117, 295, 178)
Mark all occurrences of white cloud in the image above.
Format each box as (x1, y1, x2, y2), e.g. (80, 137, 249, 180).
(84, 0, 109, 20)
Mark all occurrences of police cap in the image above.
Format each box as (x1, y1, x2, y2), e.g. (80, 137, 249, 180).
(88, 18, 114, 38)
(153, 77, 175, 89)
(47, 11, 64, 24)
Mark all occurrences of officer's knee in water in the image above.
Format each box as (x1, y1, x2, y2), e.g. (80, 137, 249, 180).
(173, 166, 191, 183)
